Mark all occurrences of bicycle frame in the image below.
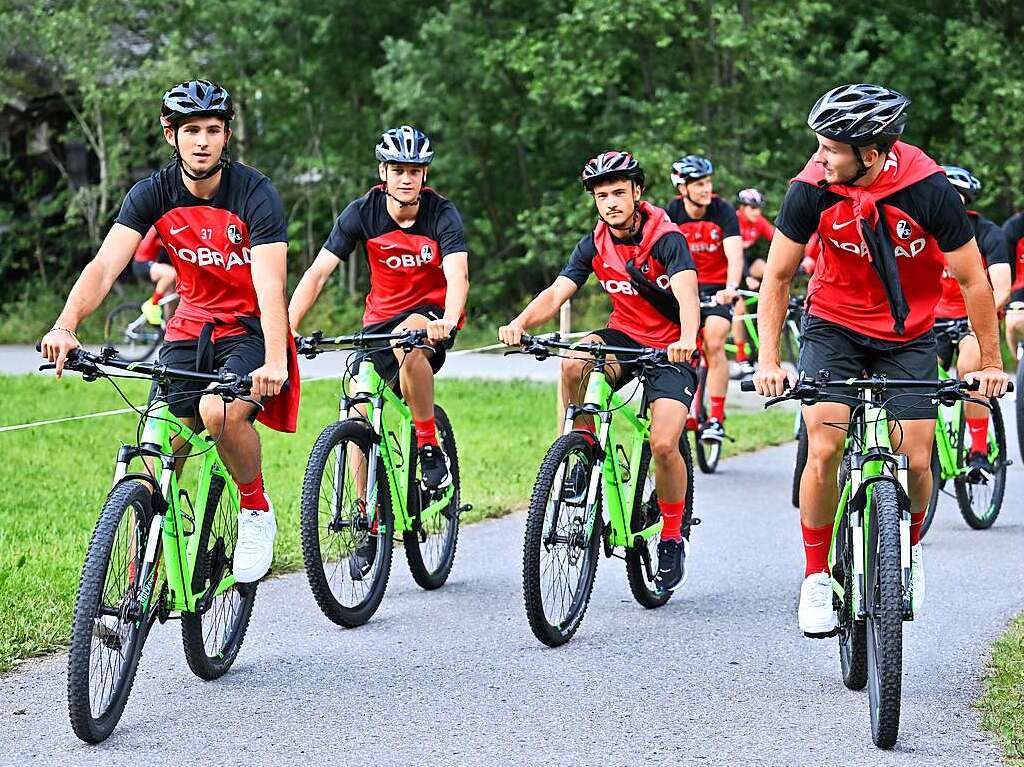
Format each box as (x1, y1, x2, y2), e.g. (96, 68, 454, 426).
(934, 364, 965, 482)
(829, 391, 912, 620)
(342, 358, 455, 537)
(112, 399, 237, 617)
(558, 368, 658, 551)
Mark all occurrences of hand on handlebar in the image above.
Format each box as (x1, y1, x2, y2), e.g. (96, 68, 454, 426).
(249, 362, 288, 399)
(667, 337, 698, 364)
(426, 318, 457, 343)
(498, 321, 526, 347)
(964, 366, 1011, 399)
(751, 361, 795, 397)
(40, 328, 82, 378)
(715, 287, 739, 306)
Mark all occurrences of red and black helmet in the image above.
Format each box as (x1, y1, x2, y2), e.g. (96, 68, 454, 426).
(581, 151, 645, 191)
(160, 79, 234, 128)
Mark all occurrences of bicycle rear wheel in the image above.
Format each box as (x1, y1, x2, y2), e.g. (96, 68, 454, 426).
(404, 405, 461, 589)
(181, 474, 258, 679)
(954, 401, 1007, 529)
(300, 419, 394, 627)
(104, 302, 163, 362)
(918, 443, 941, 541)
(625, 434, 694, 608)
(1016, 350, 1024, 465)
(865, 481, 904, 749)
(67, 481, 156, 743)
(522, 432, 602, 646)
(695, 365, 722, 474)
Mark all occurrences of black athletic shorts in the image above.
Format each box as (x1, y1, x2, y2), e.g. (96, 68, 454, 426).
(588, 328, 697, 409)
(152, 329, 266, 421)
(797, 314, 938, 420)
(699, 283, 734, 323)
(361, 303, 453, 392)
(1008, 287, 1024, 310)
(933, 317, 972, 372)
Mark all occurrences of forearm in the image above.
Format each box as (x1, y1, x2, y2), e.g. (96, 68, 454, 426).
(442, 273, 469, 323)
(963, 282, 1002, 368)
(725, 239, 743, 286)
(55, 260, 120, 330)
(516, 285, 570, 330)
(287, 271, 329, 332)
(671, 272, 700, 343)
(259, 290, 290, 366)
(755, 271, 792, 366)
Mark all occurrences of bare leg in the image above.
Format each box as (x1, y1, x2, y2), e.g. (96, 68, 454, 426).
(703, 315, 731, 401)
(649, 399, 688, 504)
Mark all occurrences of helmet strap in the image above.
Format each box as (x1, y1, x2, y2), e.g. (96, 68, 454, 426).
(173, 127, 228, 182)
(844, 145, 870, 185)
(599, 194, 642, 237)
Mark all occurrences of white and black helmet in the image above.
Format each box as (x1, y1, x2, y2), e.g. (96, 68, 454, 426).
(670, 154, 714, 186)
(581, 150, 645, 191)
(737, 187, 765, 207)
(375, 125, 434, 165)
(942, 165, 982, 204)
(807, 83, 910, 146)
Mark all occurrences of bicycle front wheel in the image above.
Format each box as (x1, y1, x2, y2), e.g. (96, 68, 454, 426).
(522, 432, 602, 646)
(300, 419, 394, 627)
(67, 480, 156, 743)
(181, 474, 258, 679)
(792, 416, 808, 509)
(918, 443, 941, 541)
(865, 481, 904, 749)
(404, 405, 461, 590)
(695, 365, 722, 474)
(835, 459, 866, 690)
(104, 302, 163, 362)
(954, 401, 1007, 529)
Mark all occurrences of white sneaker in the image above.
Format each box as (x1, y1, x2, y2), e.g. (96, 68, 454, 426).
(910, 543, 924, 616)
(798, 571, 837, 636)
(233, 496, 277, 583)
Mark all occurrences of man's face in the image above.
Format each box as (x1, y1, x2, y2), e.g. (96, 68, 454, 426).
(739, 204, 762, 223)
(591, 178, 640, 228)
(684, 176, 713, 206)
(379, 162, 427, 203)
(164, 117, 229, 174)
(812, 134, 883, 185)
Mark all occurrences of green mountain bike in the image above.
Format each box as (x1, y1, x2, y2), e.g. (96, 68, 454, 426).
(296, 329, 467, 628)
(920, 320, 1010, 538)
(746, 372, 1006, 748)
(43, 346, 258, 744)
(512, 334, 695, 647)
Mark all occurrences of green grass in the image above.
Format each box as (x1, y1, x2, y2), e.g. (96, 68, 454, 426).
(980, 614, 1024, 764)
(0, 372, 792, 672)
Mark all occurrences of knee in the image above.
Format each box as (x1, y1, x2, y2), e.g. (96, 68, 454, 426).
(806, 431, 842, 471)
(650, 432, 680, 465)
(199, 396, 226, 433)
(703, 333, 724, 355)
(561, 357, 587, 384)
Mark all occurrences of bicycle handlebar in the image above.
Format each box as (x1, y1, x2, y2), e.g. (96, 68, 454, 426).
(511, 333, 674, 365)
(296, 328, 440, 358)
(740, 373, 1011, 408)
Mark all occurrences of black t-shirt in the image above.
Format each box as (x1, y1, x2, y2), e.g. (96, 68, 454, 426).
(775, 174, 972, 251)
(1002, 212, 1024, 288)
(664, 195, 740, 285)
(559, 229, 694, 286)
(972, 213, 1008, 268)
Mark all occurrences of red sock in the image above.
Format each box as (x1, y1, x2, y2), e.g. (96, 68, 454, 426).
(801, 521, 832, 576)
(710, 396, 726, 422)
(414, 418, 438, 448)
(735, 343, 748, 362)
(967, 417, 989, 454)
(660, 500, 685, 542)
(238, 474, 269, 511)
(910, 509, 927, 547)
(151, 290, 164, 304)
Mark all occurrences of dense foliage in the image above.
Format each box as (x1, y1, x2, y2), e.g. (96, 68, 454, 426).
(2, 0, 1023, 317)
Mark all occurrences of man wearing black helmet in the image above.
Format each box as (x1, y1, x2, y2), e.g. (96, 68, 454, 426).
(933, 165, 1011, 478)
(40, 79, 294, 584)
(289, 126, 469, 499)
(753, 83, 1009, 637)
(665, 155, 744, 441)
(499, 151, 701, 592)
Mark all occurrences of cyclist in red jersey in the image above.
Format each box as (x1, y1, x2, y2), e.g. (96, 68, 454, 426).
(132, 226, 176, 324)
(665, 155, 743, 442)
(289, 126, 470, 495)
(499, 151, 700, 591)
(1002, 210, 1024, 352)
(752, 84, 1009, 636)
(934, 165, 1011, 477)
(732, 187, 776, 377)
(41, 80, 295, 584)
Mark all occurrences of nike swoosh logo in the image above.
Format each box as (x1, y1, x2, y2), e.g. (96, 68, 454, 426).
(684, 388, 694, 396)
(170, 225, 189, 235)
(379, 243, 401, 250)
(832, 219, 856, 230)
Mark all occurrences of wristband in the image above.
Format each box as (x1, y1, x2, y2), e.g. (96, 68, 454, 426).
(726, 283, 739, 291)
(51, 325, 79, 340)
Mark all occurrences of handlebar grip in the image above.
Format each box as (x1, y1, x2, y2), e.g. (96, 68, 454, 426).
(740, 380, 756, 392)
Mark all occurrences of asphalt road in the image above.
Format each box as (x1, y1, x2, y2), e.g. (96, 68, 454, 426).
(2, 402, 1021, 766)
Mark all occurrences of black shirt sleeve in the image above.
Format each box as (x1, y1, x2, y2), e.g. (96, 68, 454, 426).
(650, 232, 696, 277)
(244, 178, 289, 247)
(1002, 213, 1024, 253)
(774, 181, 823, 245)
(322, 200, 365, 261)
(434, 200, 469, 256)
(976, 217, 1008, 267)
(918, 174, 974, 252)
(713, 198, 741, 238)
(114, 177, 161, 235)
(559, 235, 596, 286)
(664, 197, 684, 224)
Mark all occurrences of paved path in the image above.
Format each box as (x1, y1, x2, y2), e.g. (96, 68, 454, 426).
(2, 404, 1020, 765)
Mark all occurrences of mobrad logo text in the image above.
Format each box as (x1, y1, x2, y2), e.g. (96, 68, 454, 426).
(173, 245, 252, 270)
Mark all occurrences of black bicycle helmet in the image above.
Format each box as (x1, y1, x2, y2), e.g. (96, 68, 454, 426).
(941, 165, 982, 204)
(375, 125, 434, 165)
(161, 79, 234, 127)
(581, 151, 645, 191)
(670, 154, 714, 186)
(807, 83, 910, 147)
